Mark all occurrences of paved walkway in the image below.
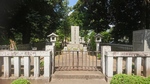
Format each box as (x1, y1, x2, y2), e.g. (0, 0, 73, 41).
(50, 71, 108, 84)
(50, 79, 108, 84)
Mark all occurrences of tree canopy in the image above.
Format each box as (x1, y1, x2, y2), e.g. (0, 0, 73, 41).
(0, 0, 149, 44)
(69, 0, 150, 44)
(110, 0, 150, 44)
(0, 0, 70, 44)
(69, 0, 109, 33)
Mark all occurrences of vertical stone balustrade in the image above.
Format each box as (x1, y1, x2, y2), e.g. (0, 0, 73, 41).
(101, 46, 111, 74)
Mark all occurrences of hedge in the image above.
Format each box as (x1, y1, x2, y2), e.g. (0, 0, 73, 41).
(11, 78, 30, 84)
(110, 74, 150, 84)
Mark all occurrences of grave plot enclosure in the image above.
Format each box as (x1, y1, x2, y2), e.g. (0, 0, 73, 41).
(55, 51, 101, 71)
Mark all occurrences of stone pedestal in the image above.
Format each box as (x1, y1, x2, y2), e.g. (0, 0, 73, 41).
(67, 44, 83, 51)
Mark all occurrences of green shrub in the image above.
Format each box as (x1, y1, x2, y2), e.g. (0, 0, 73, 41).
(98, 53, 101, 59)
(110, 74, 150, 84)
(40, 61, 44, 67)
(11, 78, 30, 84)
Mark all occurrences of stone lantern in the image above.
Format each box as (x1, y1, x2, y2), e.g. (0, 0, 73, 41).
(95, 34, 102, 51)
(47, 33, 58, 46)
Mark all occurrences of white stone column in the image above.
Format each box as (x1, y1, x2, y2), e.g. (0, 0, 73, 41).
(117, 57, 123, 74)
(4, 57, 11, 77)
(24, 56, 30, 77)
(34, 56, 40, 77)
(105, 54, 113, 82)
(44, 52, 51, 77)
(134, 57, 141, 75)
(143, 57, 150, 77)
(14, 57, 21, 77)
(101, 46, 111, 74)
(125, 57, 132, 75)
(45, 45, 54, 74)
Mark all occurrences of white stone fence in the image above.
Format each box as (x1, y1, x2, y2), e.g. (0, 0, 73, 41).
(0, 51, 52, 78)
(101, 46, 150, 82)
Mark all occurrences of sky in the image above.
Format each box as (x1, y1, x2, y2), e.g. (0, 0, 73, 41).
(68, 0, 78, 7)
(68, 0, 78, 16)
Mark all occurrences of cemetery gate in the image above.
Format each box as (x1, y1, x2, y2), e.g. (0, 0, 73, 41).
(54, 51, 101, 71)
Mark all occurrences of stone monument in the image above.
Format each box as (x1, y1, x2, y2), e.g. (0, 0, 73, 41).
(133, 29, 150, 51)
(71, 26, 79, 44)
(65, 26, 85, 51)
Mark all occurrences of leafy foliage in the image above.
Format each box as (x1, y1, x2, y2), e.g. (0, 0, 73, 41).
(40, 61, 44, 67)
(11, 78, 30, 84)
(88, 31, 96, 51)
(110, 0, 150, 44)
(110, 74, 150, 84)
(0, 0, 71, 44)
(69, 0, 109, 32)
(100, 31, 111, 43)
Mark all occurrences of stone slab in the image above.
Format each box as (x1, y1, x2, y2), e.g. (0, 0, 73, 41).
(71, 26, 79, 44)
(133, 29, 150, 51)
(67, 44, 83, 51)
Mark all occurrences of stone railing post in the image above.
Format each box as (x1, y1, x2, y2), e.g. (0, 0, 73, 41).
(14, 56, 21, 77)
(143, 57, 150, 77)
(24, 56, 30, 77)
(44, 51, 52, 78)
(117, 57, 123, 74)
(105, 51, 113, 82)
(4, 56, 11, 77)
(34, 56, 40, 77)
(134, 57, 141, 75)
(45, 45, 54, 74)
(125, 57, 132, 75)
(101, 46, 111, 74)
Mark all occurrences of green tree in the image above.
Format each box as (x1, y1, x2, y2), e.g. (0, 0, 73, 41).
(69, 0, 109, 33)
(109, 0, 150, 44)
(56, 0, 72, 47)
(0, 0, 68, 44)
(88, 31, 96, 51)
(100, 30, 111, 43)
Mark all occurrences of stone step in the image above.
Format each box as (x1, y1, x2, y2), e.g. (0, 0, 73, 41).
(51, 71, 105, 80)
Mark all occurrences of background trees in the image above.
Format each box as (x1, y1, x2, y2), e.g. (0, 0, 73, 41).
(0, 0, 69, 44)
(69, 0, 109, 33)
(109, 0, 150, 44)
(70, 0, 149, 44)
(0, 0, 149, 45)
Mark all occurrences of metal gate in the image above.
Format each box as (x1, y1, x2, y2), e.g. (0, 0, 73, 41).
(55, 51, 101, 71)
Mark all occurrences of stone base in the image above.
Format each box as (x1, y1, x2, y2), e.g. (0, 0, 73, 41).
(66, 44, 83, 51)
(105, 76, 112, 83)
